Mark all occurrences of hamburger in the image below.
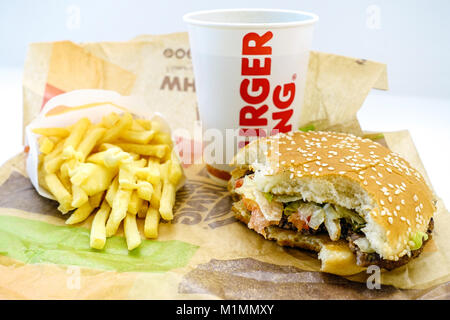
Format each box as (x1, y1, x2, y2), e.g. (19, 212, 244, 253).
(229, 131, 436, 276)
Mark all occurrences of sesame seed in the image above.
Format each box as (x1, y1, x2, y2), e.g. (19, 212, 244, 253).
(388, 217, 393, 224)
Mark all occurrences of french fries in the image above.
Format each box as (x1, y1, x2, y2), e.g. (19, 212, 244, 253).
(34, 112, 183, 251)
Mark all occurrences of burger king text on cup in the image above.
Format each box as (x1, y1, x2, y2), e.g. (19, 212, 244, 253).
(239, 31, 295, 148)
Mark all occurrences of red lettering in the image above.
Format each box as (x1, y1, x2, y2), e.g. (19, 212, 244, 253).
(272, 109, 293, 133)
(240, 79, 270, 104)
(273, 83, 296, 109)
(241, 58, 271, 76)
(239, 105, 268, 126)
(238, 128, 267, 147)
(242, 32, 273, 55)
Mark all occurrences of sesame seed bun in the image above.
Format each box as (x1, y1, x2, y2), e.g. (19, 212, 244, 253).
(230, 131, 436, 265)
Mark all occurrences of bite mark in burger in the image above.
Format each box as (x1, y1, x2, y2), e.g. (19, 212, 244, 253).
(228, 131, 436, 276)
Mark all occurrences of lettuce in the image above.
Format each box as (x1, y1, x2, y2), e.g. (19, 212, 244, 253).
(263, 192, 273, 203)
(410, 231, 429, 250)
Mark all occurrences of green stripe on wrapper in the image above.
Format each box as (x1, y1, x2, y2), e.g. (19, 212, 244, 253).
(0, 215, 198, 272)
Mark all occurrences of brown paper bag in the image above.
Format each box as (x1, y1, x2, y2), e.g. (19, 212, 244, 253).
(1, 32, 447, 299)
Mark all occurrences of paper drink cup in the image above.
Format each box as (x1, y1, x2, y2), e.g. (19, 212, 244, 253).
(184, 9, 318, 184)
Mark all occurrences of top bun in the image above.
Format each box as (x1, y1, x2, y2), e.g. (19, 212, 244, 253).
(231, 131, 436, 261)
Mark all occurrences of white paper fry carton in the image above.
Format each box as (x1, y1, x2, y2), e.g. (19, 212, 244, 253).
(25, 89, 185, 201)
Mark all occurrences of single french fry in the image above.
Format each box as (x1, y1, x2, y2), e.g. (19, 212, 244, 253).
(128, 190, 143, 215)
(66, 201, 94, 225)
(169, 155, 183, 186)
(57, 171, 72, 196)
(105, 188, 132, 237)
(159, 182, 175, 221)
(159, 161, 175, 220)
(86, 151, 107, 165)
(130, 119, 145, 131)
(150, 120, 162, 133)
(98, 112, 133, 145)
(105, 176, 119, 207)
(135, 119, 152, 130)
(115, 143, 168, 158)
(32, 127, 70, 138)
(152, 132, 173, 147)
(45, 173, 72, 213)
(71, 184, 89, 208)
(101, 112, 120, 128)
(90, 200, 111, 249)
(39, 137, 55, 154)
(150, 180, 162, 209)
(120, 130, 155, 144)
(43, 139, 64, 163)
(63, 117, 91, 151)
(144, 207, 160, 239)
(124, 213, 142, 250)
(146, 157, 161, 185)
(44, 154, 65, 174)
(89, 191, 104, 208)
(77, 126, 106, 161)
(137, 200, 149, 219)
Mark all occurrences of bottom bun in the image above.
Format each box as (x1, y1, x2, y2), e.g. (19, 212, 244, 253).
(232, 201, 366, 276)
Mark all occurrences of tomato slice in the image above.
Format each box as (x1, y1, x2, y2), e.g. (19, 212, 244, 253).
(243, 198, 259, 212)
(287, 212, 310, 231)
(235, 178, 244, 189)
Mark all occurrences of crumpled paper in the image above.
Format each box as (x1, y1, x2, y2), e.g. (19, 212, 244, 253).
(0, 32, 446, 299)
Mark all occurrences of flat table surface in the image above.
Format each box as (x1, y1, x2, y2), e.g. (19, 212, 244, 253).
(1, 67, 449, 208)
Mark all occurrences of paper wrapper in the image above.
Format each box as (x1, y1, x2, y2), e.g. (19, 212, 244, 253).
(0, 33, 448, 299)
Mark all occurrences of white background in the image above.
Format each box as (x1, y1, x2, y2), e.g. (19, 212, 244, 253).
(0, 0, 449, 206)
